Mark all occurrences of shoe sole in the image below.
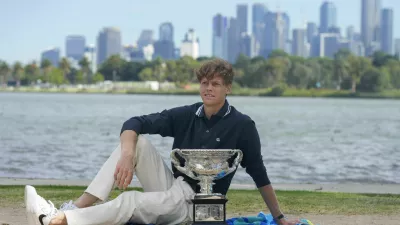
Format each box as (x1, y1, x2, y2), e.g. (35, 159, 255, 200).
(25, 185, 40, 225)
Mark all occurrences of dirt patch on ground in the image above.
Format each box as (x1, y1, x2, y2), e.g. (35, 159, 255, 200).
(2, 207, 400, 225)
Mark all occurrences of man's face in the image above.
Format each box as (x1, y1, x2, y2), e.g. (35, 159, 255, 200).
(199, 75, 231, 106)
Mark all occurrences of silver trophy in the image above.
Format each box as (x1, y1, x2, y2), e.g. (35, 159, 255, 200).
(171, 149, 243, 225)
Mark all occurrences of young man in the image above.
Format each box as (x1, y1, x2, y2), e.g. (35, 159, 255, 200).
(25, 59, 299, 225)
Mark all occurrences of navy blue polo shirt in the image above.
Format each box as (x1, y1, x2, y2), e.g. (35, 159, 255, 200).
(120, 100, 271, 195)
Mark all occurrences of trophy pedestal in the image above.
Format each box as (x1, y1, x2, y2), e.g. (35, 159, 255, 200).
(191, 195, 228, 225)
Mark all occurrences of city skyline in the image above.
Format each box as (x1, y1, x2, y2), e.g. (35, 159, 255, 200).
(1, 0, 399, 64)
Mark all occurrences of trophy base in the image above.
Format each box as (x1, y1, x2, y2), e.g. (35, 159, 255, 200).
(191, 195, 228, 225)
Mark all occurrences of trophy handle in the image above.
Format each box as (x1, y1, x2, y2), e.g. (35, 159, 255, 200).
(225, 149, 243, 176)
(170, 149, 197, 180)
(213, 149, 243, 180)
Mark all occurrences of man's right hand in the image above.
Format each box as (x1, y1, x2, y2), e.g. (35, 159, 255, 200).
(116, 130, 138, 190)
(114, 152, 135, 190)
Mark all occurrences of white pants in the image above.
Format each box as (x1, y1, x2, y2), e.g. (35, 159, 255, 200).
(64, 136, 195, 225)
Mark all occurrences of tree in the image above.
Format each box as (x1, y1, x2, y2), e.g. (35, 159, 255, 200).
(176, 56, 200, 84)
(266, 57, 290, 86)
(120, 61, 144, 81)
(24, 61, 40, 85)
(242, 59, 267, 88)
(0, 60, 10, 87)
(196, 56, 215, 62)
(233, 54, 251, 86)
(12, 62, 24, 87)
(371, 51, 397, 67)
(40, 59, 52, 83)
(75, 71, 85, 84)
(347, 55, 371, 92)
(138, 68, 154, 81)
(48, 68, 65, 85)
(315, 57, 334, 88)
(333, 49, 351, 90)
(98, 55, 126, 81)
(268, 49, 289, 58)
(385, 59, 400, 89)
(92, 72, 105, 83)
(358, 68, 387, 92)
(138, 57, 168, 82)
(78, 56, 91, 84)
(59, 57, 71, 84)
(286, 62, 313, 89)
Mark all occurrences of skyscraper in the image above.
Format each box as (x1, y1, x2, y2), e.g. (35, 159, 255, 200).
(307, 22, 318, 43)
(318, 33, 340, 58)
(227, 18, 239, 63)
(319, 1, 337, 33)
(153, 22, 175, 60)
(236, 4, 248, 35)
(381, 8, 393, 54)
(159, 22, 174, 42)
(239, 33, 254, 58)
(66, 35, 86, 61)
(137, 30, 154, 49)
(263, 11, 288, 56)
(361, 0, 381, 55)
(252, 3, 267, 56)
(272, 12, 285, 51)
(212, 14, 228, 59)
(41, 48, 60, 67)
(395, 39, 400, 58)
(96, 27, 122, 65)
(346, 26, 356, 41)
(292, 29, 306, 57)
(282, 13, 291, 53)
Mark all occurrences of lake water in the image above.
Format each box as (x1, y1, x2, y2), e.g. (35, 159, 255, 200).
(0, 92, 399, 184)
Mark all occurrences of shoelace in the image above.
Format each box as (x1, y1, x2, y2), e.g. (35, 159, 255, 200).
(39, 199, 59, 217)
(60, 200, 77, 211)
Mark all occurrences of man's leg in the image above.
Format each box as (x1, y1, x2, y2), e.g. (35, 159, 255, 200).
(67, 177, 192, 225)
(27, 177, 194, 225)
(73, 135, 175, 208)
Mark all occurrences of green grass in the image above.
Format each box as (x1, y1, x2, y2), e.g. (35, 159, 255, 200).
(2, 185, 400, 215)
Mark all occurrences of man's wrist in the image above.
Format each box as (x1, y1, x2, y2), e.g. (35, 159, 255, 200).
(273, 214, 285, 223)
(121, 148, 135, 157)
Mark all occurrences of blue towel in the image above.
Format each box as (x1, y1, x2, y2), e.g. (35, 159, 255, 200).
(226, 212, 316, 225)
(126, 212, 317, 225)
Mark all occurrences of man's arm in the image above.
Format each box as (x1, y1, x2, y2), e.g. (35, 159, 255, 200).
(258, 185, 284, 222)
(115, 130, 139, 189)
(120, 130, 139, 157)
(115, 106, 189, 189)
(237, 120, 298, 225)
(259, 185, 300, 225)
(120, 109, 177, 137)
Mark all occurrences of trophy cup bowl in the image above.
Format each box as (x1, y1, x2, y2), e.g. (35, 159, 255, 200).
(171, 149, 243, 225)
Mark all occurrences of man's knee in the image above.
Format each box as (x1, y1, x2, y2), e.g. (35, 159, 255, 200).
(137, 135, 151, 149)
(136, 135, 154, 158)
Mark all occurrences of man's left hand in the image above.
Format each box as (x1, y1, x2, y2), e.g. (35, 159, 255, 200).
(279, 218, 301, 225)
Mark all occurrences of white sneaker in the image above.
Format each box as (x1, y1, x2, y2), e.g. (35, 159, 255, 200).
(60, 200, 78, 211)
(25, 185, 59, 225)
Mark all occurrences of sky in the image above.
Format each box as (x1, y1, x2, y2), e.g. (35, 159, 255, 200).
(0, 0, 399, 64)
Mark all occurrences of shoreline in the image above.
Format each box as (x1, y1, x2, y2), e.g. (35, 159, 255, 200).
(2, 88, 400, 99)
(2, 177, 400, 194)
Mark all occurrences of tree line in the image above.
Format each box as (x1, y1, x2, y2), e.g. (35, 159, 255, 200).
(1, 49, 400, 93)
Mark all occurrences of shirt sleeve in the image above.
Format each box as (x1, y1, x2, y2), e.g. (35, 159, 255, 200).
(120, 106, 187, 137)
(237, 119, 271, 188)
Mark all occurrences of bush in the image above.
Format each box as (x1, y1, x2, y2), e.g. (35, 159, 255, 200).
(266, 83, 287, 96)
